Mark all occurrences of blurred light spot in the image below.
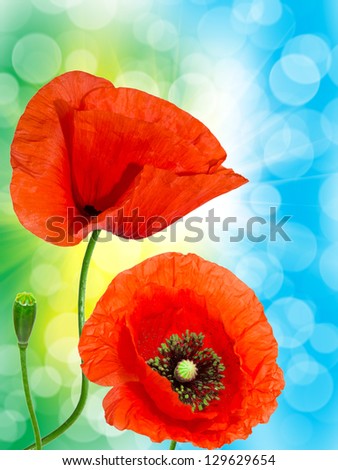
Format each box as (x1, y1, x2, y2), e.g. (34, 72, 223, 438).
(45, 312, 78, 346)
(328, 44, 338, 85)
(268, 222, 317, 272)
(267, 297, 315, 348)
(0, 35, 17, 68)
(0, 101, 21, 128)
(264, 128, 313, 178)
(233, 0, 283, 27)
(0, 345, 20, 376)
(320, 242, 338, 291)
(133, 13, 158, 44)
(67, 0, 117, 30)
(235, 252, 283, 300)
(5, 390, 32, 417)
(31, 0, 64, 14)
(281, 54, 320, 85)
(0, 0, 32, 32)
(30, 263, 61, 295)
(321, 98, 338, 145)
(65, 417, 99, 442)
(169, 73, 217, 120)
(269, 57, 319, 106)
(12, 34, 62, 84)
(249, 184, 281, 216)
(0, 73, 19, 106)
(232, 1, 260, 35)
(284, 364, 333, 412)
(198, 7, 246, 57)
(147, 20, 177, 51)
(48, 338, 78, 368)
(0, 410, 26, 443)
(65, 49, 98, 74)
(290, 109, 330, 157)
(181, 53, 212, 75)
(116, 0, 153, 23)
(287, 354, 320, 385)
(250, 0, 282, 25)
(283, 34, 331, 78)
(51, 0, 83, 6)
(115, 71, 159, 96)
(31, 366, 62, 397)
(310, 323, 338, 354)
(250, 4, 295, 50)
(235, 255, 267, 290)
(319, 173, 338, 221)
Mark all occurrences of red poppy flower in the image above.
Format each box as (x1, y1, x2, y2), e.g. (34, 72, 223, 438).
(10, 71, 247, 246)
(79, 252, 284, 449)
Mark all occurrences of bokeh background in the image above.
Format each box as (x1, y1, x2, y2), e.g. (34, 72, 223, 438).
(1, 0, 337, 450)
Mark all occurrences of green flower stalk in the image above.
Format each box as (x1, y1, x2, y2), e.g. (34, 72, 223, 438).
(14, 292, 42, 450)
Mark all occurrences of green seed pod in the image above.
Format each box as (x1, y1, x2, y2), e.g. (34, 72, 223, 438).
(13, 292, 37, 347)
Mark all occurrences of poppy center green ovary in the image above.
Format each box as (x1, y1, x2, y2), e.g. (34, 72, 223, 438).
(147, 331, 225, 412)
(174, 359, 198, 383)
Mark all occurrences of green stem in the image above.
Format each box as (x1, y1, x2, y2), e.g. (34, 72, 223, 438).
(169, 440, 177, 450)
(26, 230, 101, 450)
(19, 345, 42, 450)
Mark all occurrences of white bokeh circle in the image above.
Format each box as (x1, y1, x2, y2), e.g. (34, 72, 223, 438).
(264, 128, 314, 178)
(0, 409, 26, 444)
(249, 4, 295, 50)
(67, 0, 117, 30)
(30, 366, 62, 398)
(65, 49, 98, 74)
(267, 297, 315, 348)
(198, 7, 246, 57)
(329, 44, 338, 86)
(12, 33, 62, 84)
(0, 0, 32, 32)
(269, 56, 320, 106)
(320, 242, 338, 291)
(267, 222, 317, 272)
(0, 73, 19, 106)
(249, 183, 281, 216)
(284, 363, 333, 412)
(30, 263, 62, 296)
(283, 34, 331, 79)
(147, 20, 178, 51)
(321, 98, 338, 145)
(319, 173, 338, 221)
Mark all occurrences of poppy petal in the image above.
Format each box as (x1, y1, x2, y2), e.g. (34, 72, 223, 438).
(11, 71, 247, 245)
(10, 72, 114, 246)
(80, 86, 227, 173)
(79, 252, 284, 448)
(96, 165, 247, 239)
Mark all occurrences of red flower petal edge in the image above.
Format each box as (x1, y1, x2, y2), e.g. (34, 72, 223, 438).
(10, 71, 247, 246)
(79, 252, 284, 449)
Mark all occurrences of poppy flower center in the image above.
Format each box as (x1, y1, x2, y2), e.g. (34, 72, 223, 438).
(147, 330, 225, 412)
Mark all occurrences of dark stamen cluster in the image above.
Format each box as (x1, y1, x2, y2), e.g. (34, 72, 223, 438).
(147, 330, 225, 412)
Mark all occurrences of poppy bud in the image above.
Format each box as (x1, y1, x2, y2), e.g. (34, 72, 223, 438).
(13, 292, 37, 347)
